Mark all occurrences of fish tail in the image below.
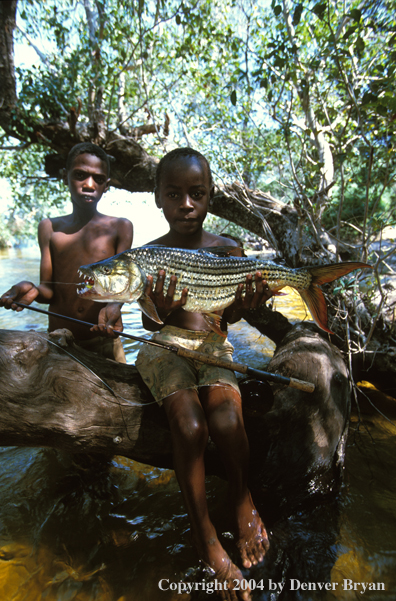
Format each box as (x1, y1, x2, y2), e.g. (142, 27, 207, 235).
(299, 262, 371, 334)
(308, 262, 371, 286)
(300, 286, 333, 334)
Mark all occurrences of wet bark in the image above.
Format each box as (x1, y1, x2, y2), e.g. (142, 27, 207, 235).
(0, 325, 350, 512)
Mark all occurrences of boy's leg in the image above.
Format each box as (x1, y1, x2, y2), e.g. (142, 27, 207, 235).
(162, 389, 250, 601)
(199, 385, 270, 568)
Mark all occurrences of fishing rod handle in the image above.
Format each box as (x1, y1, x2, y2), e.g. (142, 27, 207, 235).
(175, 348, 315, 393)
(288, 377, 315, 393)
(175, 347, 246, 372)
(246, 367, 315, 392)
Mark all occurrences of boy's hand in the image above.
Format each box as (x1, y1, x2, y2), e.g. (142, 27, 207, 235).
(235, 272, 272, 310)
(145, 270, 188, 321)
(223, 272, 272, 324)
(91, 303, 123, 337)
(0, 281, 39, 311)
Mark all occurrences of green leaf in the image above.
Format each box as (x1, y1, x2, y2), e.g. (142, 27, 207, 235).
(312, 2, 327, 20)
(293, 4, 303, 26)
(355, 37, 365, 54)
(343, 25, 356, 40)
(273, 5, 282, 16)
(274, 56, 285, 68)
(230, 90, 237, 106)
(349, 8, 361, 22)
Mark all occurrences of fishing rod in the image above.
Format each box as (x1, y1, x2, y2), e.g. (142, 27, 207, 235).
(11, 302, 315, 393)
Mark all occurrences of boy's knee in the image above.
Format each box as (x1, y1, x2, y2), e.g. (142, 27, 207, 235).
(211, 404, 244, 438)
(172, 414, 208, 447)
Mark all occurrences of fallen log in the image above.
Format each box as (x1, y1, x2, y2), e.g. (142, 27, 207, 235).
(0, 325, 349, 511)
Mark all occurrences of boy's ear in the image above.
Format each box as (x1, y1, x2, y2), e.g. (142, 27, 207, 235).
(154, 189, 161, 209)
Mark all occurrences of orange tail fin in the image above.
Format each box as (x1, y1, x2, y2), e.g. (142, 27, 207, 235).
(299, 262, 371, 334)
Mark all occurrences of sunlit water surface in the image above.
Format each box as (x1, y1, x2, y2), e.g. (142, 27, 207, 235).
(0, 247, 395, 600)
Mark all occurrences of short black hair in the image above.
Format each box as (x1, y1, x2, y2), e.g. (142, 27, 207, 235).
(66, 143, 110, 176)
(155, 147, 213, 190)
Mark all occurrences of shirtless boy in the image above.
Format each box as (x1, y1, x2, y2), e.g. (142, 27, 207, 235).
(0, 142, 133, 361)
(136, 148, 271, 599)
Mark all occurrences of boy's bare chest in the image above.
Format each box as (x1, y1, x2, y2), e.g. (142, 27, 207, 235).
(51, 228, 116, 255)
(50, 227, 117, 268)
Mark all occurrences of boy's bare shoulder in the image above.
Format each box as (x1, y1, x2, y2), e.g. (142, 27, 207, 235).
(97, 213, 132, 231)
(37, 215, 64, 237)
(96, 213, 128, 223)
(202, 231, 239, 249)
(39, 214, 73, 232)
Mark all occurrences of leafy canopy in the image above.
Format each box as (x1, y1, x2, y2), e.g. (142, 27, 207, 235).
(1, 0, 395, 250)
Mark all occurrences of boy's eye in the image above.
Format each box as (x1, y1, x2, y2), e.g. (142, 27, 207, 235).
(73, 171, 106, 184)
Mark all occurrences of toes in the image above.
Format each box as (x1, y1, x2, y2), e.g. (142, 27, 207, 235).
(260, 525, 270, 553)
(239, 546, 252, 568)
(238, 523, 270, 568)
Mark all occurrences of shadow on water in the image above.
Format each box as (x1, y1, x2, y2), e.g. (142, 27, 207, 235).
(1, 248, 396, 599)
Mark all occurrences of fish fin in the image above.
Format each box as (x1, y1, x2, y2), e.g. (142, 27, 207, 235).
(198, 246, 239, 257)
(137, 295, 163, 325)
(307, 262, 372, 286)
(300, 286, 334, 334)
(202, 312, 227, 337)
(298, 262, 372, 333)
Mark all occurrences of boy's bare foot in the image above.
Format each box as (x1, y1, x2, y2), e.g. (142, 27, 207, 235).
(196, 534, 251, 601)
(235, 495, 270, 568)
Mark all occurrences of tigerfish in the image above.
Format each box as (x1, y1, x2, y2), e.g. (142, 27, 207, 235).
(77, 245, 371, 334)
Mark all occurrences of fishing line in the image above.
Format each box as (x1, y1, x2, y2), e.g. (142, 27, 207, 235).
(40, 281, 81, 286)
(34, 332, 158, 445)
(8, 302, 316, 392)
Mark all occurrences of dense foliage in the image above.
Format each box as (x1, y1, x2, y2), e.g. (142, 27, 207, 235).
(1, 0, 395, 253)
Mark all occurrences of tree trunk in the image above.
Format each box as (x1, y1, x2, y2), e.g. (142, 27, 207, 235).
(0, 324, 350, 515)
(0, 1, 17, 109)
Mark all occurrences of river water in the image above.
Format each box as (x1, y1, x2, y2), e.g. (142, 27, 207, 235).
(0, 247, 395, 600)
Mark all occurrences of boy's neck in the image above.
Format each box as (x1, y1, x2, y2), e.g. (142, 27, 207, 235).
(165, 227, 208, 249)
(71, 203, 100, 224)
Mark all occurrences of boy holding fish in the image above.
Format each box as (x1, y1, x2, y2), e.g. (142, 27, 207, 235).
(0, 142, 133, 361)
(136, 148, 271, 599)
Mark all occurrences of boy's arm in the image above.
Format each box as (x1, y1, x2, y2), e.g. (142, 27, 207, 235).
(37, 218, 57, 302)
(95, 217, 134, 335)
(0, 219, 54, 311)
(115, 218, 133, 254)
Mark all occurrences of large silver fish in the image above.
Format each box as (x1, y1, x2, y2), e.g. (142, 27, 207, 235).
(77, 245, 371, 334)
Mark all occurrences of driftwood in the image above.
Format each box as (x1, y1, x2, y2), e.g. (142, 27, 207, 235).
(0, 324, 350, 515)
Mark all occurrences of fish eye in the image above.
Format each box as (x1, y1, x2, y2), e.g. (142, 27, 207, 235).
(101, 266, 112, 275)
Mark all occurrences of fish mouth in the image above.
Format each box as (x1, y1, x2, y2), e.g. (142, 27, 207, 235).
(77, 271, 98, 297)
(77, 267, 132, 301)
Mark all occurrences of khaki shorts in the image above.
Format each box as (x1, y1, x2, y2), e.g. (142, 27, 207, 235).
(76, 335, 127, 363)
(135, 325, 240, 405)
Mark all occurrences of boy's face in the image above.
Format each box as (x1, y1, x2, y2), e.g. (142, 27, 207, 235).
(66, 153, 110, 208)
(155, 156, 213, 237)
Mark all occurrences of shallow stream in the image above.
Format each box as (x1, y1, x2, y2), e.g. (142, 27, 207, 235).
(0, 247, 395, 600)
